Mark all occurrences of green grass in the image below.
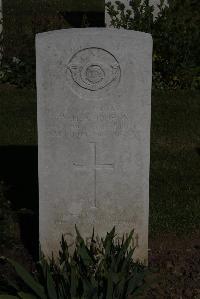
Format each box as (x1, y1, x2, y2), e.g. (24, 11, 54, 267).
(150, 90, 200, 236)
(0, 85, 37, 145)
(0, 85, 200, 235)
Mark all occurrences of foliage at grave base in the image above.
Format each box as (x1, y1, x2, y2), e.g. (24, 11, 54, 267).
(0, 227, 150, 298)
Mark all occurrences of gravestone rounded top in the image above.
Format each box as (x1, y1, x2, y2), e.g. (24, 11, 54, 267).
(36, 28, 152, 40)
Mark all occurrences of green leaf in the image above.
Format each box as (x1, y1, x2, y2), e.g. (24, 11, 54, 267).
(18, 292, 38, 299)
(59, 235, 69, 264)
(115, 229, 134, 270)
(78, 246, 93, 267)
(82, 277, 97, 298)
(7, 259, 47, 299)
(126, 270, 145, 296)
(75, 226, 94, 267)
(59, 277, 69, 299)
(121, 248, 135, 272)
(36, 257, 58, 299)
(70, 261, 77, 298)
(106, 271, 113, 299)
(104, 227, 115, 257)
(45, 263, 57, 299)
(0, 296, 19, 299)
(5, 279, 20, 293)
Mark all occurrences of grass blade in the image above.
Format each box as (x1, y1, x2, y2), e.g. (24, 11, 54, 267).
(18, 292, 38, 299)
(7, 259, 47, 299)
(0, 296, 19, 299)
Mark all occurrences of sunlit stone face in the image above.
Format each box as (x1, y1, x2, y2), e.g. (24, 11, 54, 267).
(36, 28, 152, 264)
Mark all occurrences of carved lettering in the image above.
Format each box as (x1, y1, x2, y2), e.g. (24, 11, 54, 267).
(46, 105, 137, 140)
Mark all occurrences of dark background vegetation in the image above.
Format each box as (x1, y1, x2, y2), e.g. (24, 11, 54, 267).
(0, 0, 104, 87)
(107, 0, 200, 89)
(1, 0, 199, 89)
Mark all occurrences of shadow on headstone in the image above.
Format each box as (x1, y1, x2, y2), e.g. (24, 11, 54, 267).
(0, 146, 38, 260)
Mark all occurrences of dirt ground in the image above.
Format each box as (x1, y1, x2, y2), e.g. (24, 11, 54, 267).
(146, 231, 200, 298)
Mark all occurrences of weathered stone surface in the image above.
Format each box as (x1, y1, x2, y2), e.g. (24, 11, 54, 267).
(36, 28, 152, 263)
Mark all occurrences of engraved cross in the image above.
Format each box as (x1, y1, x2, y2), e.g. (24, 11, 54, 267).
(73, 142, 114, 207)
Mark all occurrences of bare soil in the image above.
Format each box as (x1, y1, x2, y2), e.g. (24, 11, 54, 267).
(146, 231, 200, 298)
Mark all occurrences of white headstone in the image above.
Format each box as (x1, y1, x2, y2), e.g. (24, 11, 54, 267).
(36, 28, 152, 264)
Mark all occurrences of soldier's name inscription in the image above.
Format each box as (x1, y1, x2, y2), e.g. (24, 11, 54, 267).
(46, 105, 138, 139)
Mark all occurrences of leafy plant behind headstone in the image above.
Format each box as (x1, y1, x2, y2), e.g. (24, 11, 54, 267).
(0, 0, 104, 87)
(106, 0, 200, 89)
